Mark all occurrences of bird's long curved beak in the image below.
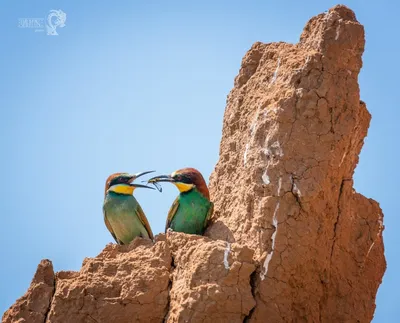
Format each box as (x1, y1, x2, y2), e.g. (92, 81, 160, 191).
(132, 170, 156, 179)
(128, 170, 156, 189)
(147, 174, 174, 183)
(130, 183, 155, 189)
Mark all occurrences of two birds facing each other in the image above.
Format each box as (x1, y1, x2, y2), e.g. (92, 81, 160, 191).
(103, 168, 214, 245)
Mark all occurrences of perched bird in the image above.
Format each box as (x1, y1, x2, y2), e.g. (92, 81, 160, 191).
(103, 171, 155, 245)
(148, 168, 213, 235)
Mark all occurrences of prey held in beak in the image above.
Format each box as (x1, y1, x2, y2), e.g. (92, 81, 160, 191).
(128, 170, 156, 189)
(147, 174, 174, 192)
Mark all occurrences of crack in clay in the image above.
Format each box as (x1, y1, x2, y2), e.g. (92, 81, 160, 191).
(339, 151, 347, 167)
(270, 58, 281, 84)
(260, 206, 279, 280)
(244, 108, 261, 166)
(243, 270, 258, 322)
(365, 219, 384, 260)
(335, 24, 340, 40)
(293, 184, 301, 197)
(88, 314, 99, 323)
(303, 56, 310, 69)
(277, 177, 282, 195)
(330, 180, 345, 263)
(43, 275, 56, 323)
(260, 176, 282, 280)
(335, 19, 343, 40)
(290, 174, 302, 198)
(163, 253, 175, 323)
(294, 56, 310, 73)
(262, 170, 270, 185)
(244, 143, 250, 166)
(223, 242, 231, 270)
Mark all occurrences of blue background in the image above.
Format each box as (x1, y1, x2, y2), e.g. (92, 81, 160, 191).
(0, 1, 397, 321)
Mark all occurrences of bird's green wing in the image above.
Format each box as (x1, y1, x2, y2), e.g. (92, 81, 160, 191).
(103, 210, 120, 244)
(165, 196, 180, 232)
(135, 204, 154, 240)
(204, 201, 214, 229)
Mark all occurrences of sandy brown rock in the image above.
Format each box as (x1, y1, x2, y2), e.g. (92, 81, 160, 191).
(2, 259, 54, 323)
(208, 4, 385, 322)
(3, 235, 256, 323)
(166, 232, 255, 323)
(46, 238, 171, 323)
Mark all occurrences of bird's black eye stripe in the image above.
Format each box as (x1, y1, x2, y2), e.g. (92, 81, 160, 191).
(110, 177, 127, 187)
(174, 174, 192, 184)
(109, 178, 119, 187)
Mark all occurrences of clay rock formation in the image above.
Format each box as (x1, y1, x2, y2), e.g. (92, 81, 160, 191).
(208, 4, 385, 322)
(2, 260, 55, 323)
(166, 234, 255, 322)
(3, 5, 385, 323)
(3, 234, 255, 323)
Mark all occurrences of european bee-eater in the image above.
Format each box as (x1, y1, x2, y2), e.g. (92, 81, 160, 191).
(148, 168, 213, 235)
(103, 171, 155, 245)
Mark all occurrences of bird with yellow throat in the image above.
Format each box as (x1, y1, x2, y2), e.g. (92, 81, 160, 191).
(103, 171, 154, 245)
(148, 168, 213, 235)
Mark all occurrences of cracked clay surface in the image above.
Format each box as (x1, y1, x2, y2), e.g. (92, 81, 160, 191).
(208, 5, 385, 323)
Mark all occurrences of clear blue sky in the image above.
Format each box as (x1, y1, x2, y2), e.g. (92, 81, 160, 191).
(0, 1, 398, 321)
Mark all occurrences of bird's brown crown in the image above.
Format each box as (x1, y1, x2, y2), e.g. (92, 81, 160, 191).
(104, 173, 129, 195)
